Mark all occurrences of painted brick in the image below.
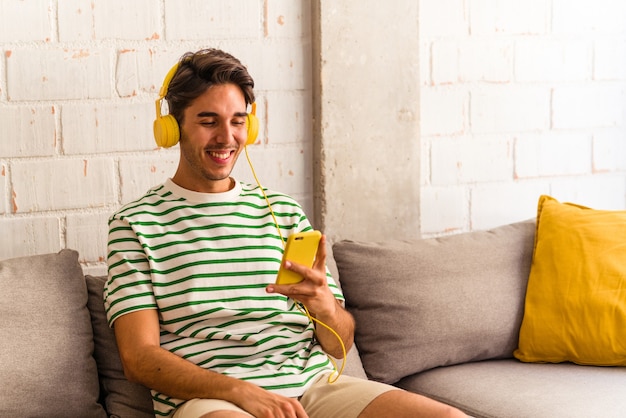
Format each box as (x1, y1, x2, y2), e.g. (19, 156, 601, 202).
(593, 130, 626, 172)
(60, 0, 160, 42)
(470, 86, 550, 134)
(420, 41, 434, 86)
(66, 212, 110, 263)
(515, 40, 592, 82)
(115, 48, 186, 98)
(430, 41, 458, 85)
(470, 0, 549, 35)
(553, 0, 626, 35)
(0, 217, 61, 260)
(7, 49, 112, 101)
(552, 84, 625, 129)
(0, 106, 56, 157)
(118, 153, 179, 204)
(431, 135, 514, 185)
(57, 0, 93, 41)
(12, 158, 116, 213)
(0, 0, 50, 42)
(515, 133, 592, 178)
(265, 91, 311, 144)
(594, 39, 626, 81)
(250, 40, 312, 91)
(164, 0, 261, 40)
(550, 175, 626, 210)
(92, 0, 160, 40)
(471, 182, 549, 230)
(420, 138, 432, 186)
(419, 0, 468, 38)
(458, 39, 513, 83)
(421, 86, 467, 136)
(0, 163, 7, 214)
(0, 0, 625, 261)
(266, 0, 311, 39)
(62, 102, 155, 154)
(420, 186, 467, 235)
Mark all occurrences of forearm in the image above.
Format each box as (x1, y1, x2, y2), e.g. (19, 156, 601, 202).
(312, 300, 355, 359)
(122, 342, 261, 404)
(113, 310, 260, 405)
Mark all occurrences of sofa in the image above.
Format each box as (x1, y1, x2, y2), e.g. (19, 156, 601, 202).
(1, 195, 625, 417)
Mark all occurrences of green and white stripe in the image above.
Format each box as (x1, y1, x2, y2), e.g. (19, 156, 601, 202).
(104, 178, 342, 417)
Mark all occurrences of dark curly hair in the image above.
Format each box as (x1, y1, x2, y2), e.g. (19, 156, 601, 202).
(165, 48, 255, 125)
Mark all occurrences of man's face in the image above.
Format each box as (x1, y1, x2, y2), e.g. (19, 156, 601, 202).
(173, 83, 249, 193)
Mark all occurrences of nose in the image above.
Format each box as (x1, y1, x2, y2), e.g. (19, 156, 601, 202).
(215, 123, 233, 144)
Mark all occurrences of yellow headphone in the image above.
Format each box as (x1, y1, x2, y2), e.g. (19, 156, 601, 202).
(153, 62, 259, 148)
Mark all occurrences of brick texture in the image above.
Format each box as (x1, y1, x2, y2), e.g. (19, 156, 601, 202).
(421, 0, 626, 236)
(0, 1, 314, 272)
(2, 0, 626, 268)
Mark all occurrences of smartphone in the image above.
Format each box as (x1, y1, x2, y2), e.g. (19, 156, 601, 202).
(275, 230, 322, 285)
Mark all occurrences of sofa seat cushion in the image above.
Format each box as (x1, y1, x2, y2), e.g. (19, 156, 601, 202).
(333, 220, 535, 384)
(0, 250, 106, 418)
(397, 359, 626, 418)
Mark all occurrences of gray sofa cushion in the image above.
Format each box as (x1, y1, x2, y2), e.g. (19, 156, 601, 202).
(0, 250, 106, 418)
(86, 275, 154, 418)
(325, 241, 368, 380)
(397, 359, 626, 418)
(333, 220, 535, 384)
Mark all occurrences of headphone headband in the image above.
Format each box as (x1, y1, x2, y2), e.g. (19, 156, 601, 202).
(153, 61, 258, 148)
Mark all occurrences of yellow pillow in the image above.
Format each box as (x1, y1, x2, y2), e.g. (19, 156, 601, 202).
(514, 195, 626, 366)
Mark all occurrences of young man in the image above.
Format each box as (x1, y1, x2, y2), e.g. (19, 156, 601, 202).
(105, 48, 466, 418)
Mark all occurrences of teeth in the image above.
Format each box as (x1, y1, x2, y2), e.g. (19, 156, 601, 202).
(209, 151, 230, 159)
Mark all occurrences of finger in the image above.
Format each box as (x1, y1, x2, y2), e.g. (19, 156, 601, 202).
(313, 235, 327, 270)
(284, 259, 309, 278)
(290, 398, 309, 418)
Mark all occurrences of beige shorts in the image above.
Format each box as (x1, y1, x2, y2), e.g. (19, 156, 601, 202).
(173, 373, 396, 418)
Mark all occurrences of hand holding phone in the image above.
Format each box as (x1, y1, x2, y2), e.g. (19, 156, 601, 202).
(275, 230, 322, 284)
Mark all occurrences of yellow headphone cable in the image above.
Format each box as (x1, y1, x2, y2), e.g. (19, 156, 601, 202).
(244, 145, 346, 384)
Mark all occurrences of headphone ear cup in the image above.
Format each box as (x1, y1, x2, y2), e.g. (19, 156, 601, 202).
(246, 113, 259, 146)
(153, 115, 180, 148)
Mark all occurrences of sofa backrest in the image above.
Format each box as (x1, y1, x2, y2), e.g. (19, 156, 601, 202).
(332, 220, 536, 384)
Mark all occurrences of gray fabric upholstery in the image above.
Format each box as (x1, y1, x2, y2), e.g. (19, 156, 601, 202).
(85, 275, 154, 418)
(397, 359, 626, 418)
(333, 220, 535, 384)
(0, 250, 106, 418)
(325, 240, 368, 379)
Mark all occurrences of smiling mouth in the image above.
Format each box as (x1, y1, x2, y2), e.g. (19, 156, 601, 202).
(207, 150, 233, 160)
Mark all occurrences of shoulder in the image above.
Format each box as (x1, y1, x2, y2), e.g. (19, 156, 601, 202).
(110, 183, 180, 222)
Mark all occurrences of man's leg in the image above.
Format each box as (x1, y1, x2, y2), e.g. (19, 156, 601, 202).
(359, 390, 467, 418)
(174, 399, 254, 418)
(300, 372, 466, 418)
(200, 413, 250, 418)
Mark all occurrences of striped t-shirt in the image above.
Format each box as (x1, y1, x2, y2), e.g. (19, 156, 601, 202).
(104, 178, 343, 417)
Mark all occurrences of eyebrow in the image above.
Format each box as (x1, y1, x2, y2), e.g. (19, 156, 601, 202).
(196, 111, 248, 118)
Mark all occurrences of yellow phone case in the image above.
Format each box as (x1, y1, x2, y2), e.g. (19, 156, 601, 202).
(275, 230, 322, 284)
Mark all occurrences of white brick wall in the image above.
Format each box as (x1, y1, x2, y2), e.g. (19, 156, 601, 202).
(0, 0, 314, 274)
(421, 0, 626, 236)
(2, 0, 626, 267)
